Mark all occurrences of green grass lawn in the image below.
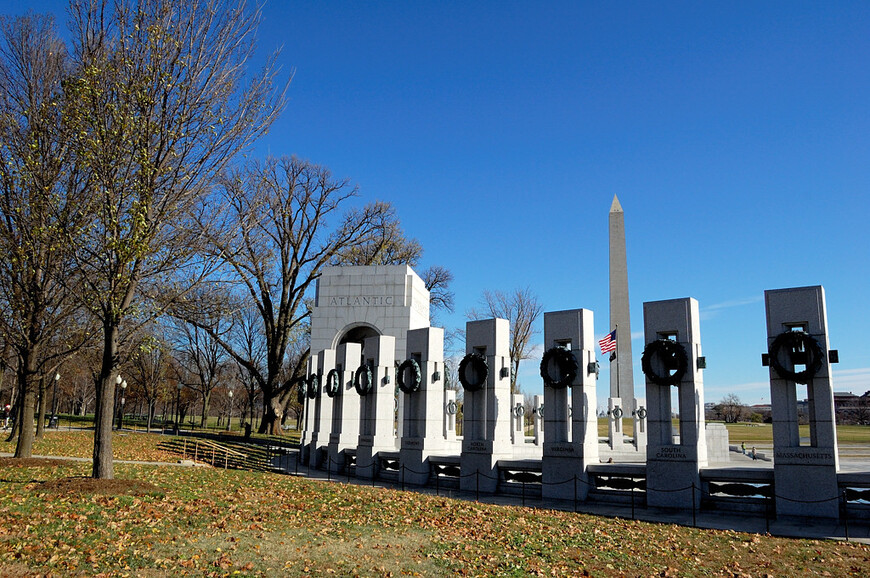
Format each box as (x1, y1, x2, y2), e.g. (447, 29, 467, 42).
(1, 432, 869, 576)
(591, 418, 870, 445)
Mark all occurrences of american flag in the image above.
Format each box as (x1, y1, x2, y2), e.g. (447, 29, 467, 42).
(599, 329, 617, 354)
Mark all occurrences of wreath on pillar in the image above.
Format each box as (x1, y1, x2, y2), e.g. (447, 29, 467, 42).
(324, 368, 341, 398)
(458, 352, 488, 392)
(354, 363, 373, 396)
(539, 347, 578, 389)
(306, 372, 320, 399)
(641, 339, 688, 386)
(768, 330, 824, 384)
(295, 378, 306, 405)
(397, 358, 422, 394)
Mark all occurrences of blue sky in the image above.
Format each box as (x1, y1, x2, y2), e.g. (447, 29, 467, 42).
(11, 1, 870, 406)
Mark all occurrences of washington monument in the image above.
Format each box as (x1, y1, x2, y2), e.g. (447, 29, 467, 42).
(609, 195, 634, 401)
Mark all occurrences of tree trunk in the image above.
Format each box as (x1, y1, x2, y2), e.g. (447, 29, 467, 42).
(146, 398, 154, 433)
(13, 352, 38, 458)
(259, 395, 285, 435)
(35, 376, 46, 441)
(5, 395, 20, 443)
(4, 379, 18, 441)
(92, 322, 119, 479)
(200, 391, 210, 428)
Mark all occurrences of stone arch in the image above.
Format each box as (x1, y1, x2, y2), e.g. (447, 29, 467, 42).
(333, 322, 382, 352)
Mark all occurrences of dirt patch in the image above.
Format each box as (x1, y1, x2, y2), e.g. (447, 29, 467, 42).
(35, 476, 160, 496)
(0, 457, 75, 468)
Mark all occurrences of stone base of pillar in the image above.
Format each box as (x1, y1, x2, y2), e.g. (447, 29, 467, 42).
(542, 450, 590, 500)
(646, 456, 701, 509)
(774, 457, 839, 519)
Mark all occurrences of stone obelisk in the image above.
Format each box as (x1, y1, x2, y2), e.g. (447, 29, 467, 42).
(608, 195, 634, 401)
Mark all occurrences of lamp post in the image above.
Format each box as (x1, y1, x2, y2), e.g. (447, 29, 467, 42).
(50, 372, 60, 428)
(113, 375, 122, 430)
(116, 379, 127, 430)
(175, 383, 182, 435)
(227, 389, 234, 431)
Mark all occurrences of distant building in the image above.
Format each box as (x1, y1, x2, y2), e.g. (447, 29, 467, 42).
(834, 391, 859, 410)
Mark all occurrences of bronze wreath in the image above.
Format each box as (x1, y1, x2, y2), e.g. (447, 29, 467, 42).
(306, 372, 320, 399)
(397, 358, 422, 394)
(295, 378, 306, 405)
(539, 347, 578, 388)
(354, 363, 374, 396)
(768, 330, 824, 384)
(458, 352, 488, 392)
(325, 368, 341, 398)
(641, 339, 689, 386)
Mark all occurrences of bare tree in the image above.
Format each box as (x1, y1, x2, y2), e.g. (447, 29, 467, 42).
(128, 329, 169, 432)
(175, 156, 402, 435)
(717, 393, 746, 424)
(467, 287, 543, 393)
(332, 218, 423, 267)
(0, 13, 92, 458)
(171, 319, 229, 428)
(422, 265, 455, 317)
(61, 0, 286, 478)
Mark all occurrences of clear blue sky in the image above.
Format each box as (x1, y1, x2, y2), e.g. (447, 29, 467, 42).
(11, 1, 870, 406)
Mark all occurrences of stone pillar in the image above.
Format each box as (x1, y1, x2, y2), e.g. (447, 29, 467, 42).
(356, 335, 396, 479)
(632, 398, 648, 449)
(541, 309, 599, 500)
(444, 389, 457, 442)
(299, 353, 319, 465)
(308, 349, 336, 469)
(328, 342, 362, 474)
(532, 395, 544, 446)
(765, 286, 839, 519)
(511, 394, 525, 446)
(399, 326, 446, 485)
(608, 397, 625, 450)
(459, 318, 512, 493)
(643, 298, 707, 509)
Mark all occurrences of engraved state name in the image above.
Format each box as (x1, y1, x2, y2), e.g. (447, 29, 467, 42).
(328, 296, 395, 307)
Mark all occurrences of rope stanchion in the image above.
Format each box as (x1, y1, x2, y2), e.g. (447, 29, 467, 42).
(401, 464, 405, 492)
(691, 483, 696, 527)
(573, 474, 578, 513)
(435, 469, 440, 496)
(631, 486, 635, 520)
(522, 479, 526, 507)
(476, 470, 480, 502)
(772, 492, 841, 504)
(843, 491, 850, 541)
(327, 455, 332, 482)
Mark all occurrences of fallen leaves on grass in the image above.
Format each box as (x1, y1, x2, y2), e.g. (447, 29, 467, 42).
(35, 477, 159, 496)
(0, 435, 868, 577)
